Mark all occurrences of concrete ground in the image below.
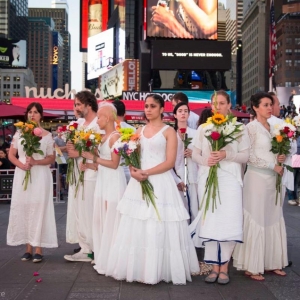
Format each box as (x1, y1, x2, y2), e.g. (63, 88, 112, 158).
(0, 199, 300, 300)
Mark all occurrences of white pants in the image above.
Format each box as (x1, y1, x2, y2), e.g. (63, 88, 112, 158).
(74, 180, 96, 253)
(204, 241, 236, 265)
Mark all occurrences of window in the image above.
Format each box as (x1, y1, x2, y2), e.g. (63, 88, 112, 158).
(285, 82, 292, 87)
(3, 91, 10, 96)
(295, 38, 300, 45)
(294, 82, 300, 86)
(286, 38, 292, 44)
(295, 60, 300, 66)
(286, 60, 292, 66)
(286, 49, 293, 55)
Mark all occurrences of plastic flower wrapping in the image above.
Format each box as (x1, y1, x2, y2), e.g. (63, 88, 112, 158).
(14, 121, 44, 191)
(73, 128, 102, 199)
(200, 93, 244, 220)
(112, 127, 160, 220)
(59, 121, 80, 185)
(271, 121, 296, 205)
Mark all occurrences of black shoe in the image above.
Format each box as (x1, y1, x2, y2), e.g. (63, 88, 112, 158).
(74, 247, 81, 253)
(288, 260, 293, 267)
(21, 252, 32, 261)
(32, 253, 43, 263)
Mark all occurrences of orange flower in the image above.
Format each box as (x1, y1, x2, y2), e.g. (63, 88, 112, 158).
(276, 135, 283, 143)
(84, 133, 90, 140)
(130, 133, 140, 142)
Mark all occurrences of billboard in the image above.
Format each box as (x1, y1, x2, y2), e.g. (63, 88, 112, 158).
(0, 39, 27, 68)
(98, 59, 139, 99)
(146, 0, 217, 39)
(88, 28, 115, 80)
(80, 0, 109, 52)
(151, 40, 231, 70)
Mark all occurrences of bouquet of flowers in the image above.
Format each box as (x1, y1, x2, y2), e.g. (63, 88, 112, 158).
(59, 121, 79, 185)
(271, 122, 296, 205)
(14, 121, 43, 191)
(73, 128, 101, 198)
(200, 112, 243, 219)
(112, 128, 160, 219)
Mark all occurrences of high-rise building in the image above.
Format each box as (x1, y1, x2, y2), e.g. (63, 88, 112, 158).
(27, 17, 56, 90)
(0, 0, 28, 40)
(275, 13, 300, 88)
(29, 3, 71, 88)
(242, 0, 268, 105)
(218, 3, 227, 41)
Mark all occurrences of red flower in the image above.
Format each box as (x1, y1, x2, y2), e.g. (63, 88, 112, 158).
(211, 131, 221, 141)
(72, 122, 78, 129)
(86, 140, 92, 148)
(61, 125, 67, 132)
(179, 128, 186, 134)
(283, 127, 290, 134)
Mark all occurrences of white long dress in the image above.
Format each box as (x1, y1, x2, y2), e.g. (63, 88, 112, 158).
(190, 123, 250, 249)
(7, 132, 58, 248)
(93, 131, 127, 274)
(106, 125, 200, 285)
(233, 120, 288, 274)
(175, 127, 198, 222)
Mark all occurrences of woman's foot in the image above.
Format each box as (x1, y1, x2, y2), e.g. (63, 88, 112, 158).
(217, 272, 230, 285)
(205, 271, 219, 283)
(21, 252, 32, 261)
(245, 272, 265, 281)
(32, 253, 43, 263)
(265, 269, 286, 276)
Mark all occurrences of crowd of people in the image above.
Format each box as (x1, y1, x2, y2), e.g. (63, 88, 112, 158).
(4, 89, 294, 285)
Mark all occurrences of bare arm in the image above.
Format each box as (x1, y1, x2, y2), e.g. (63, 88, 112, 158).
(178, 0, 217, 38)
(8, 147, 31, 171)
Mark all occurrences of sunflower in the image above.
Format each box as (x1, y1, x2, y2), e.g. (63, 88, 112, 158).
(212, 113, 227, 125)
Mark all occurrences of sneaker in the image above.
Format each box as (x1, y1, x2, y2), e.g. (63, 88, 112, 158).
(288, 200, 299, 206)
(32, 253, 43, 263)
(64, 251, 92, 262)
(73, 247, 81, 253)
(21, 252, 32, 261)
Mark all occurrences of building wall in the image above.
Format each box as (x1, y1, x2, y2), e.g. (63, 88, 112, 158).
(275, 17, 300, 88)
(27, 18, 53, 90)
(0, 68, 36, 103)
(242, 0, 267, 105)
(0, 0, 28, 40)
(218, 6, 227, 41)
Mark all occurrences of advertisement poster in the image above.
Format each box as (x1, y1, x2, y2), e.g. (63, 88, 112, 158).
(87, 28, 114, 80)
(147, 0, 217, 39)
(0, 39, 27, 68)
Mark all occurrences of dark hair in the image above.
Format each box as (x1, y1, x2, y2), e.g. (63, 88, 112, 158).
(75, 90, 98, 113)
(250, 92, 273, 117)
(210, 90, 230, 104)
(268, 91, 276, 96)
(0, 148, 7, 156)
(172, 92, 189, 104)
(25, 102, 43, 121)
(173, 102, 190, 131)
(145, 94, 164, 119)
(197, 108, 213, 127)
(112, 100, 125, 116)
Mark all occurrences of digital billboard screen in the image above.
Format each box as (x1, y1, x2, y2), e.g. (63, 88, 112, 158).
(0, 39, 27, 68)
(151, 40, 231, 70)
(88, 28, 115, 80)
(147, 0, 217, 39)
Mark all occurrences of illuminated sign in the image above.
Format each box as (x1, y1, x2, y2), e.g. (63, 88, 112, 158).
(52, 46, 58, 65)
(0, 38, 27, 68)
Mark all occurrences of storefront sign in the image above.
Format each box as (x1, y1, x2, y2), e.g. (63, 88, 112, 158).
(122, 91, 175, 102)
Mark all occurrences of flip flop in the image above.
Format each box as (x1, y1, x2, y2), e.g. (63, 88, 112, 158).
(245, 272, 265, 281)
(265, 270, 287, 277)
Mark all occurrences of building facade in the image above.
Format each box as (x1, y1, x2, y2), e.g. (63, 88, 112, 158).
(242, 0, 268, 105)
(218, 3, 227, 42)
(28, 5, 71, 88)
(0, 68, 36, 103)
(275, 14, 300, 88)
(0, 0, 28, 40)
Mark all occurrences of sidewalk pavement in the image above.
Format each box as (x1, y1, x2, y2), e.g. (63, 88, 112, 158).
(0, 200, 300, 300)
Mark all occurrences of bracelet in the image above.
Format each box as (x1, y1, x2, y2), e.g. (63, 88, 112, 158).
(93, 155, 97, 164)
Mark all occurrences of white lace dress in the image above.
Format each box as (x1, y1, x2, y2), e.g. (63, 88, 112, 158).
(7, 131, 58, 248)
(106, 125, 200, 285)
(93, 132, 127, 274)
(233, 120, 288, 274)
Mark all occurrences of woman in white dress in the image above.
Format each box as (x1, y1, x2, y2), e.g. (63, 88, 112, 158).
(233, 92, 288, 281)
(106, 94, 200, 285)
(7, 102, 58, 263)
(173, 102, 198, 222)
(190, 90, 250, 284)
(81, 103, 126, 274)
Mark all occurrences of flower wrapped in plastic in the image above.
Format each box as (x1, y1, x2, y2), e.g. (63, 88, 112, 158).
(112, 128, 160, 219)
(14, 121, 43, 190)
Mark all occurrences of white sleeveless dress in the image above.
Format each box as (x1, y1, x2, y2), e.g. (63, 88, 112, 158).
(106, 125, 200, 285)
(7, 131, 58, 248)
(93, 131, 127, 274)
